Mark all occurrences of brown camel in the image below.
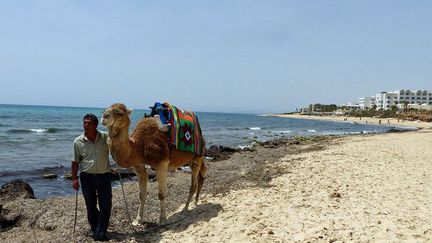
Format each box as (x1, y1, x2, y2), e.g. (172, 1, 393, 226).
(101, 103, 207, 225)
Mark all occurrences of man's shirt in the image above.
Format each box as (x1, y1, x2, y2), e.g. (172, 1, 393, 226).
(73, 130, 111, 174)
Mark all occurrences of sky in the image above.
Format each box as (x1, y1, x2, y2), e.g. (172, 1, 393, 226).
(0, 1, 431, 114)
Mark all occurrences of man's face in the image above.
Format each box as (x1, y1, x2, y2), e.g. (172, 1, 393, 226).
(83, 118, 97, 134)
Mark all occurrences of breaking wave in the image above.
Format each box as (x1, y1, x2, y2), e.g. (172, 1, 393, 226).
(249, 127, 261, 130)
(7, 128, 62, 134)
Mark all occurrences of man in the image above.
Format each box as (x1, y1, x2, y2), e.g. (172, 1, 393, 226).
(72, 113, 112, 241)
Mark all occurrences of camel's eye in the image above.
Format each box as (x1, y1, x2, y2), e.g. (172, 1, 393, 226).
(113, 110, 124, 115)
(103, 113, 110, 118)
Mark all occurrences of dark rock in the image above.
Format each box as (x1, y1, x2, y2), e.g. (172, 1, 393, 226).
(0, 213, 20, 230)
(148, 172, 157, 182)
(110, 168, 156, 181)
(0, 202, 20, 230)
(205, 145, 240, 162)
(42, 173, 57, 179)
(0, 180, 36, 204)
(214, 145, 238, 153)
(258, 139, 290, 148)
(387, 127, 414, 133)
(331, 192, 341, 198)
(110, 168, 136, 181)
(64, 173, 73, 180)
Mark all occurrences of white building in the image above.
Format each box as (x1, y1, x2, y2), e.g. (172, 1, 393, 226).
(376, 91, 399, 110)
(407, 103, 432, 111)
(359, 96, 376, 110)
(360, 89, 432, 110)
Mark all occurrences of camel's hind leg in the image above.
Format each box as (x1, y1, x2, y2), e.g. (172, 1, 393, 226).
(195, 158, 207, 205)
(155, 160, 169, 224)
(132, 165, 148, 226)
(182, 157, 202, 214)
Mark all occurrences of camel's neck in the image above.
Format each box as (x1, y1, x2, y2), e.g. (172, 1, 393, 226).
(108, 127, 134, 168)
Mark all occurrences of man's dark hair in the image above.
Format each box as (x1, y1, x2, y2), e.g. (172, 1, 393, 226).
(83, 113, 99, 126)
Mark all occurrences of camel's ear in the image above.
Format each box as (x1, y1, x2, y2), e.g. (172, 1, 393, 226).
(127, 108, 133, 115)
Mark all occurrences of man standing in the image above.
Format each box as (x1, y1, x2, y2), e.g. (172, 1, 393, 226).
(72, 113, 112, 241)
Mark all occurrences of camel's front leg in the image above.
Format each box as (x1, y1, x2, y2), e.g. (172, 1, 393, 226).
(155, 160, 169, 224)
(132, 165, 148, 226)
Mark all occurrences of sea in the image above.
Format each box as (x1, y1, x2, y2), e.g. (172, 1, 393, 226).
(0, 104, 414, 198)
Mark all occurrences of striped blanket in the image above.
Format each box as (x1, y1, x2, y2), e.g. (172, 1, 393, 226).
(163, 102, 204, 156)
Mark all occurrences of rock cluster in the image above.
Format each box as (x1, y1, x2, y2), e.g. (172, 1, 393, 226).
(0, 179, 36, 203)
(205, 145, 241, 161)
(0, 180, 35, 230)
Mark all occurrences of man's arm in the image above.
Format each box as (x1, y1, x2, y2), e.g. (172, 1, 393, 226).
(71, 160, 79, 190)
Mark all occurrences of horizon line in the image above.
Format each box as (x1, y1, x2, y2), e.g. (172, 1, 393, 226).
(0, 103, 261, 115)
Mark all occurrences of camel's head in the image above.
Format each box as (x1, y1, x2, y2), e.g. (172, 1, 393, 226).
(102, 103, 133, 133)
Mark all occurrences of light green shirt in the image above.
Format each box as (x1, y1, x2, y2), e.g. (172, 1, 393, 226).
(73, 131, 111, 174)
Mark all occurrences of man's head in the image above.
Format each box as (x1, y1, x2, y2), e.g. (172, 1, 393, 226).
(83, 113, 98, 134)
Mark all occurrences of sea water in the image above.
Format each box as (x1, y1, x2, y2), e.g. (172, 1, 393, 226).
(0, 104, 407, 198)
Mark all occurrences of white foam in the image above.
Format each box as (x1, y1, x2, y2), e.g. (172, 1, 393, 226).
(237, 145, 252, 150)
(30, 128, 48, 133)
(249, 127, 261, 130)
(350, 131, 361, 135)
(307, 129, 317, 132)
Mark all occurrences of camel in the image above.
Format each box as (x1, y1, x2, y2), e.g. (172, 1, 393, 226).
(101, 103, 207, 225)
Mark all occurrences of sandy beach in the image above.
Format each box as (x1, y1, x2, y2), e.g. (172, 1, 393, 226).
(1, 118, 432, 242)
(275, 113, 432, 129)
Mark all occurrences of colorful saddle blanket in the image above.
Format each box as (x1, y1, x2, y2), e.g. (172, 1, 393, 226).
(152, 102, 204, 156)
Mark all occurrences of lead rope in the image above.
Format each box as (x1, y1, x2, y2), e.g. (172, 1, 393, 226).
(117, 166, 136, 233)
(108, 116, 135, 233)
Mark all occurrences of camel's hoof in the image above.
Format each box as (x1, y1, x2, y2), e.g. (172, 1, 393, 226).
(181, 209, 188, 215)
(132, 220, 141, 226)
(159, 217, 167, 225)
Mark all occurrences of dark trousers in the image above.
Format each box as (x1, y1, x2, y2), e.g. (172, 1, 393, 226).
(80, 172, 112, 235)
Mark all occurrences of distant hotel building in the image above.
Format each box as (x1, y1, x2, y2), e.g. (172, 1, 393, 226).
(359, 96, 376, 110)
(360, 89, 432, 110)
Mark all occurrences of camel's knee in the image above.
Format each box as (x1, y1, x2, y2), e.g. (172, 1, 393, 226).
(139, 192, 147, 201)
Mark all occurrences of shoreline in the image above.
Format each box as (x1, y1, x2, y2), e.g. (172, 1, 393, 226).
(2, 125, 432, 241)
(272, 113, 432, 129)
(1, 109, 417, 200)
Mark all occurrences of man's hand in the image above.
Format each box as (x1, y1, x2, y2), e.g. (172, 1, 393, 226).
(72, 179, 79, 190)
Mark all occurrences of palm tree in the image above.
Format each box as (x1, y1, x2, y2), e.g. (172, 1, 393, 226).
(402, 101, 409, 113)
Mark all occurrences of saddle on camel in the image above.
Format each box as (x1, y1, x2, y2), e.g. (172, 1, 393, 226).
(148, 102, 205, 156)
(102, 102, 207, 225)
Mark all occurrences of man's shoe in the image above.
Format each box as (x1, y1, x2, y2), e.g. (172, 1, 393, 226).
(87, 229, 96, 237)
(94, 232, 110, 241)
